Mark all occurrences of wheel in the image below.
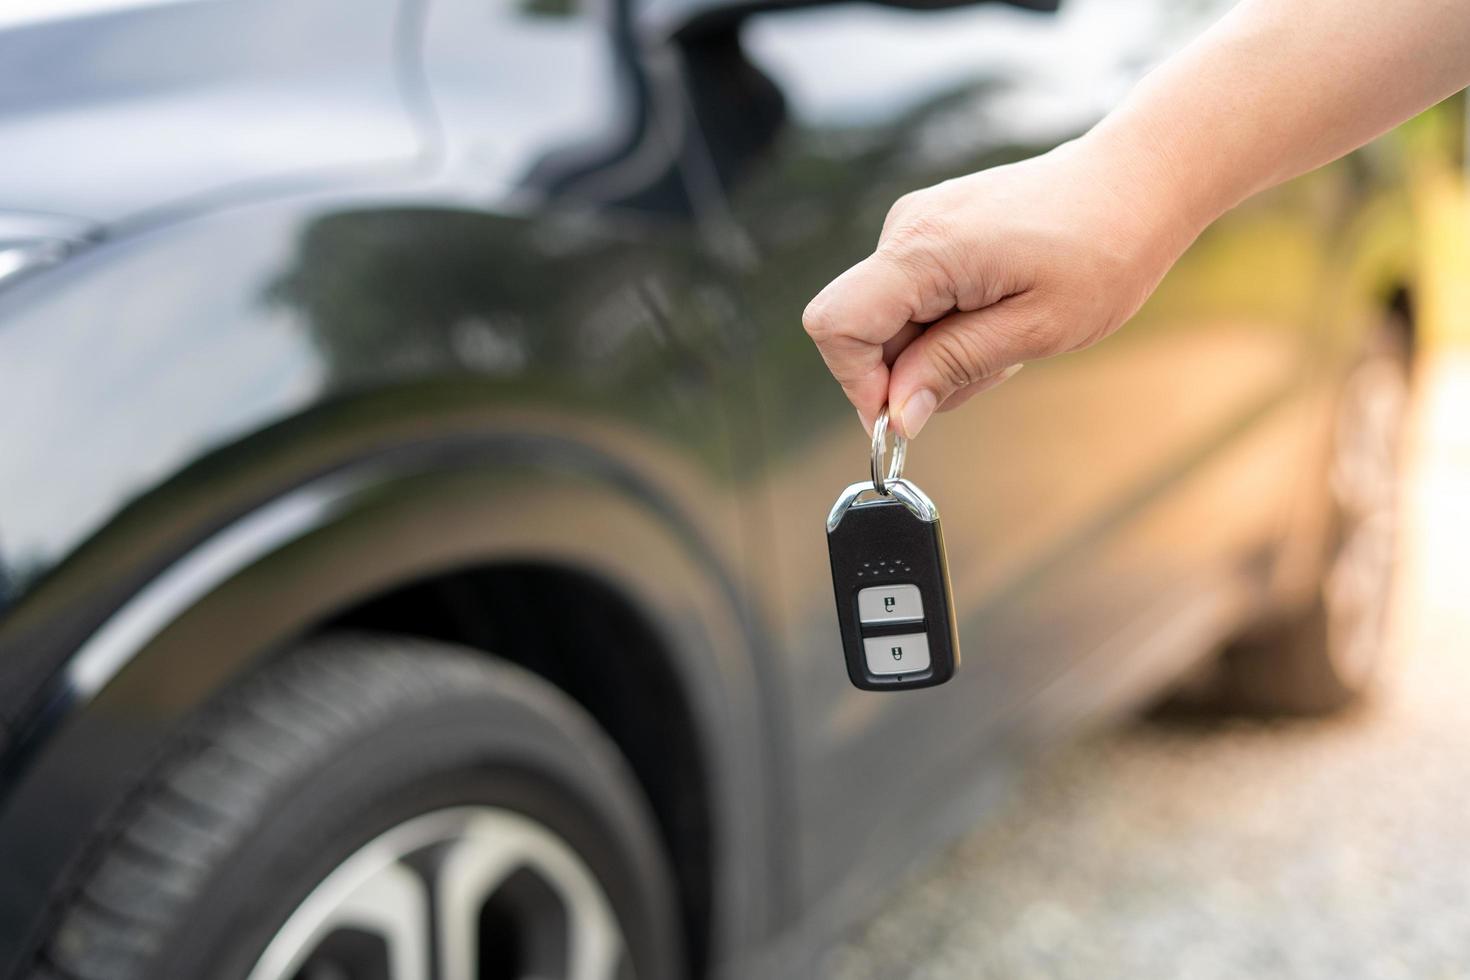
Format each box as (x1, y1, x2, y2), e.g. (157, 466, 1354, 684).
(1204, 317, 1412, 714)
(34, 634, 683, 980)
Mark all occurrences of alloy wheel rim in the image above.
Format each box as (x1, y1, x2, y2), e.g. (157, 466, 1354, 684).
(246, 806, 629, 980)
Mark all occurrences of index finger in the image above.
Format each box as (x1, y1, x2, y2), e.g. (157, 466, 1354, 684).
(802, 253, 926, 431)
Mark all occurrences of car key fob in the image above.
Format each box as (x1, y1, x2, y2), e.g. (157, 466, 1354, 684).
(826, 407, 960, 690)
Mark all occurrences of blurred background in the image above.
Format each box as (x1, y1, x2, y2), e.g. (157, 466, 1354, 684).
(0, 0, 1465, 978)
(826, 352, 1470, 979)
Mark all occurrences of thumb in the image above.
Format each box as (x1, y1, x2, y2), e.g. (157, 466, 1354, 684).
(886, 303, 1036, 437)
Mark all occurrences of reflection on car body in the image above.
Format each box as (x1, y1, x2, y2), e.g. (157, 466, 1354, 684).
(0, 0, 1418, 977)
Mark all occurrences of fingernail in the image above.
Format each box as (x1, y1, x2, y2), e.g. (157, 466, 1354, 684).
(899, 389, 937, 438)
(857, 407, 873, 437)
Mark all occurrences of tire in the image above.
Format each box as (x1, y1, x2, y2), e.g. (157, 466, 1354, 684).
(1196, 317, 1412, 714)
(33, 634, 683, 980)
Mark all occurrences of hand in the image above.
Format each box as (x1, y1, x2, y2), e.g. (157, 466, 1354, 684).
(802, 132, 1204, 437)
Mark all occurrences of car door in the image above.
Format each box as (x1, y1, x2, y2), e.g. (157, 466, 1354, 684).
(669, 0, 1337, 912)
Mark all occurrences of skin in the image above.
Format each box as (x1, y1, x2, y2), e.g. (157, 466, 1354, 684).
(803, 0, 1470, 439)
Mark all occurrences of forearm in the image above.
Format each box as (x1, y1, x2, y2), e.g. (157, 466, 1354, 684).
(1088, 0, 1470, 239)
(804, 1, 1470, 435)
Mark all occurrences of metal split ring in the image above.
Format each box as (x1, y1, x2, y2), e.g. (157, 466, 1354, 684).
(870, 406, 907, 495)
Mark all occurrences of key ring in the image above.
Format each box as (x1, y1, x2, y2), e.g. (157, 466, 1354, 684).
(870, 405, 907, 495)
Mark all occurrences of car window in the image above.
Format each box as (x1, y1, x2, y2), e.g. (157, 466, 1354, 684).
(423, 0, 621, 195)
(741, 0, 1234, 149)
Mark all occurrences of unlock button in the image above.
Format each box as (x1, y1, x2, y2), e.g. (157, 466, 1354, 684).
(857, 584, 924, 624)
(863, 633, 931, 675)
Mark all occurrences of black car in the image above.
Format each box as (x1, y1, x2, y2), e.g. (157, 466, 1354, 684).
(0, 0, 1416, 977)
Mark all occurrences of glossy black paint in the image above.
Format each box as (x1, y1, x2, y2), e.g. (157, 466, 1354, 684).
(0, 0, 1419, 977)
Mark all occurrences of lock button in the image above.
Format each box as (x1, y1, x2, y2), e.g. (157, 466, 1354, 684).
(862, 633, 931, 675)
(856, 584, 924, 624)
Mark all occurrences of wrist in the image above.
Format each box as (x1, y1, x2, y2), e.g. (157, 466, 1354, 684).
(1080, 21, 1277, 244)
(1059, 119, 1213, 280)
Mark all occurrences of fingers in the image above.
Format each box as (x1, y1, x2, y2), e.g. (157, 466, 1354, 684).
(837, 321, 922, 435)
(803, 252, 953, 433)
(882, 320, 924, 366)
(887, 301, 1040, 437)
(936, 363, 1026, 414)
(809, 327, 890, 437)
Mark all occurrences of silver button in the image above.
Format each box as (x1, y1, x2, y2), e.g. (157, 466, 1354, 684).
(863, 633, 931, 675)
(857, 583, 924, 624)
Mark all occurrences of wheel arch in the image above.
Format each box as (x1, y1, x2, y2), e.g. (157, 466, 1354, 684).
(0, 435, 776, 979)
(319, 560, 718, 977)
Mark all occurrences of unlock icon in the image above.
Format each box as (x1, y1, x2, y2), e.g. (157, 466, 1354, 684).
(884, 596, 896, 612)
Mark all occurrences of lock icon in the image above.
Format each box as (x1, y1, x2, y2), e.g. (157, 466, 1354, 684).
(891, 645, 903, 661)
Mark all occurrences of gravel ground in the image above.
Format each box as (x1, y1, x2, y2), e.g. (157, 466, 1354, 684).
(825, 354, 1470, 980)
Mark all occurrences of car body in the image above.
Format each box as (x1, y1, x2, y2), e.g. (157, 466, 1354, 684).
(0, 0, 1421, 977)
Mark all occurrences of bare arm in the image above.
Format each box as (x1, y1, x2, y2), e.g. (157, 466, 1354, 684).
(803, 0, 1470, 437)
(1107, 0, 1470, 225)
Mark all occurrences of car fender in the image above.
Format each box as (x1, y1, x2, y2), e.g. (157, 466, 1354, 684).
(0, 424, 781, 976)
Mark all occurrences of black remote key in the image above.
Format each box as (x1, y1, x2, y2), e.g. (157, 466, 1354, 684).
(826, 410, 960, 691)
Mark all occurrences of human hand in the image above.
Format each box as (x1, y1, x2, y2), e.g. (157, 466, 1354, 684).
(802, 132, 1206, 438)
